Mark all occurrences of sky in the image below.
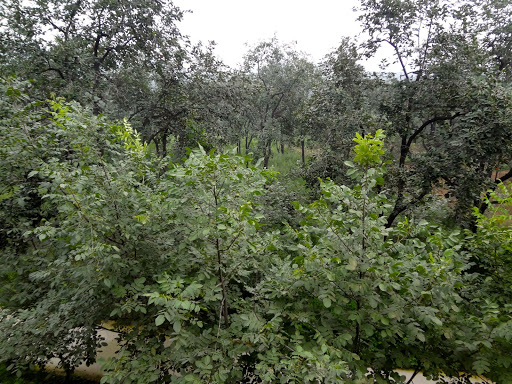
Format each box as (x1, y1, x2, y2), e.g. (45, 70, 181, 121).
(172, 0, 394, 71)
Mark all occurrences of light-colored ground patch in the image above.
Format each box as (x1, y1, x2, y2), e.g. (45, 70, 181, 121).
(46, 328, 118, 381)
(47, 329, 492, 383)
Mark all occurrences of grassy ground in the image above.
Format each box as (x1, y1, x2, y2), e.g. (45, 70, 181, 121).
(230, 140, 309, 173)
(266, 144, 311, 200)
(267, 144, 304, 174)
(220, 140, 311, 194)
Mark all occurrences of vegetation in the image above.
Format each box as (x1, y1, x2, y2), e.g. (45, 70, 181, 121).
(1, 0, 512, 383)
(0, 363, 97, 383)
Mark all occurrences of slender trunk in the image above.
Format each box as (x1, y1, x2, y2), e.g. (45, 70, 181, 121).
(281, 142, 285, 154)
(65, 370, 72, 384)
(161, 131, 167, 158)
(246, 135, 254, 151)
(301, 138, 305, 166)
(353, 299, 360, 355)
(213, 185, 229, 327)
(245, 136, 250, 167)
(216, 238, 229, 327)
(237, 138, 241, 154)
(354, 170, 368, 355)
(59, 354, 73, 384)
(405, 364, 422, 384)
(386, 135, 409, 227)
(92, 62, 102, 115)
(154, 138, 160, 157)
(263, 139, 271, 168)
(263, 154, 270, 169)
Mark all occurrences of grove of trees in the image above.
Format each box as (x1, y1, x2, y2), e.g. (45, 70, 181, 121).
(1, 0, 512, 383)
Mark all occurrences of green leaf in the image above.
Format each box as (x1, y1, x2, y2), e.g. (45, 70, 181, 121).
(431, 317, 442, 326)
(346, 258, 358, 270)
(155, 315, 165, 326)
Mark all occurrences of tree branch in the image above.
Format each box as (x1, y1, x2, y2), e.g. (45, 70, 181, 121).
(93, 33, 109, 58)
(38, 67, 65, 80)
(496, 168, 512, 184)
(382, 38, 410, 81)
(387, 189, 429, 227)
(406, 112, 463, 148)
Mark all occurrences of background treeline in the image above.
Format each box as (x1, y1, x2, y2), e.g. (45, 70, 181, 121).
(1, 0, 512, 383)
(2, 0, 512, 227)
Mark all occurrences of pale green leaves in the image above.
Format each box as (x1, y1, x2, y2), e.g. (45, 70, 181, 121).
(352, 129, 386, 168)
(346, 258, 358, 271)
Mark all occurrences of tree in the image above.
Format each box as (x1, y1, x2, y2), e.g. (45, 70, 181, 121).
(250, 130, 511, 383)
(0, 0, 223, 160)
(0, 77, 155, 378)
(299, 37, 385, 189)
(0, 0, 186, 114)
(463, 182, 512, 383)
(132, 42, 229, 158)
(241, 38, 316, 168)
(479, 0, 512, 78)
(357, 0, 512, 226)
(0, 80, 274, 382)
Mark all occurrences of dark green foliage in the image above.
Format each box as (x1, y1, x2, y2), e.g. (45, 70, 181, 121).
(241, 38, 318, 168)
(0, 364, 97, 383)
(355, 0, 512, 226)
(0, 0, 185, 106)
(0, 0, 230, 159)
(0, 76, 155, 374)
(463, 184, 512, 383)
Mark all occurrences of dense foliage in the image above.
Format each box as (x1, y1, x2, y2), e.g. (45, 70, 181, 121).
(2, 0, 512, 383)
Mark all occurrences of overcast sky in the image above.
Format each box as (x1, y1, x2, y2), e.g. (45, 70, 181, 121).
(172, 0, 394, 71)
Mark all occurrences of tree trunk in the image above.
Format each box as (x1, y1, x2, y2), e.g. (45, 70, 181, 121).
(154, 138, 160, 157)
(263, 139, 272, 168)
(281, 142, 285, 154)
(92, 60, 102, 115)
(246, 135, 254, 152)
(301, 138, 305, 166)
(161, 131, 167, 158)
(386, 135, 409, 227)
